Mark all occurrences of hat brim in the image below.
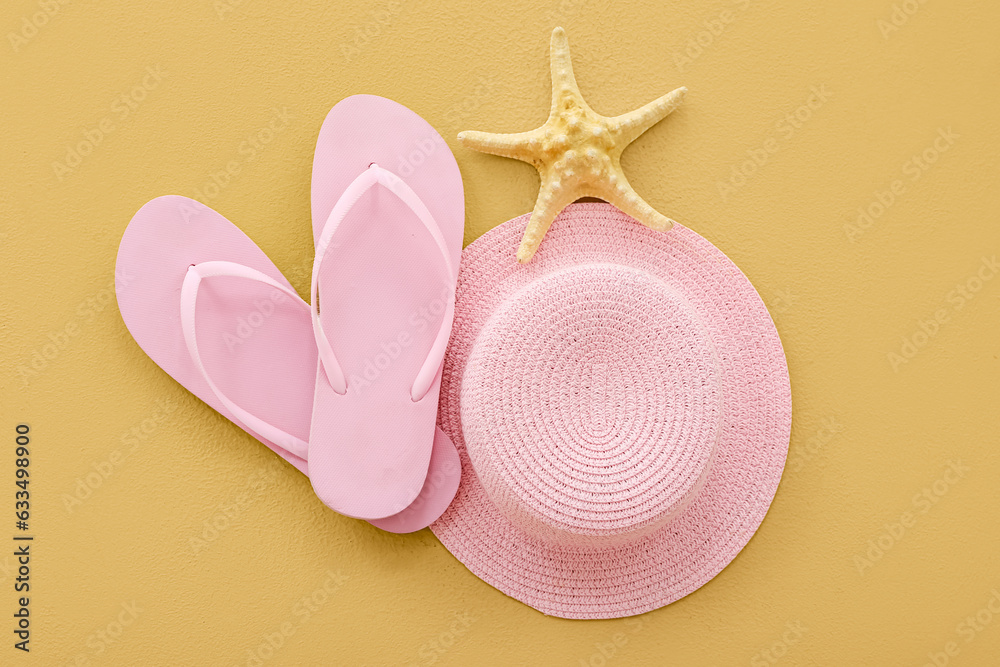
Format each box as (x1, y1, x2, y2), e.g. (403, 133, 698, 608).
(431, 203, 791, 619)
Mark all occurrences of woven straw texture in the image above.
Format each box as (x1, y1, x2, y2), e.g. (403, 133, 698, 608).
(431, 203, 791, 619)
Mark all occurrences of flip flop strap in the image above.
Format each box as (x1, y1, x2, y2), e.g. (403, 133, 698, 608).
(180, 260, 310, 459)
(311, 163, 456, 402)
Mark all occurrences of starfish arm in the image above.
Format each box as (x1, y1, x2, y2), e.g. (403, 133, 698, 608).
(457, 129, 543, 162)
(549, 27, 585, 114)
(609, 86, 687, 146)
(600, 170, 675, 232)
(517, 177, 578, 263)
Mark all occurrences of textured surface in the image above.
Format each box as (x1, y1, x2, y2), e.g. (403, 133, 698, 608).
(432, 204, 790, 618)
(1, 0, 999, 663)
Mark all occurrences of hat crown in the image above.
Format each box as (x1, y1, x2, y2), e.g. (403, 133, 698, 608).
(461, 262, 722, 548)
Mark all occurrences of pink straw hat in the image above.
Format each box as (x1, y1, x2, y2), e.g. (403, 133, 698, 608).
(430, 202, 791, 619)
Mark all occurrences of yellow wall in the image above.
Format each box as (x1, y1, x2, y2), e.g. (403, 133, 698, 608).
(2, 0, 999, 664)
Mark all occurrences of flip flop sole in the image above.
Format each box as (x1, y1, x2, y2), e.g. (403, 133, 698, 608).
(116, 195, 460, 532)
(116, 195, 314, 471)
(308, 96, 464, 519)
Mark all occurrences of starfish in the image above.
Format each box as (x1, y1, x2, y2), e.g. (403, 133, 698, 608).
(458, 27, 687, 263)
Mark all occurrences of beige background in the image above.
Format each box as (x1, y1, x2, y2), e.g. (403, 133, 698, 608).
(2, 0, 999, 664)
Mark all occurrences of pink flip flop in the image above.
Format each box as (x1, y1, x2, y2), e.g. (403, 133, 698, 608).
(115, 195, 459, 532)
(307, 95, 465, 520)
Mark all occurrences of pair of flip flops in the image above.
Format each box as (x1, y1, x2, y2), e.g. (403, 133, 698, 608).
(116, 95, 465, 533)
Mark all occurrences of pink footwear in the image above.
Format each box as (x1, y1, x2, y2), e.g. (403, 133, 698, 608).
(115, 195, 459, 532)
(307, 95, 465, 520)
